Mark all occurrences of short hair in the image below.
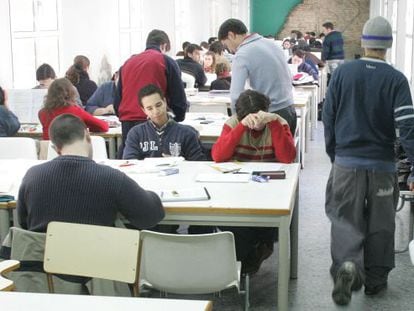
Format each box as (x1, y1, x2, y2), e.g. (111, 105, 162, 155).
(44, 78, 77, 111)
(36, 63, 56, 81)
(209, 41, 225, 54)
(49, 114, 87, 150)
(309, 32, 316, 36)
(235, 90, 270, 121)
(185, 44, 202, 57)
(215, 62, 229, 76)
(322, 22, 334, 30)
(182, 41, 191, 50)
(218, 18, 248, 41)
(200, 41, 209, 50)
(292, 49, 305, 59)
(0, 87, 5, 106)
(138, 84, 164, 107)
(146, 29, 171, 52)
(208, 37, 217, 45)
(73, 55, 90, 71)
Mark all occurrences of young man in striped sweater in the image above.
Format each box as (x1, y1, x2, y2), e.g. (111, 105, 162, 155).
(212, 90, 296, 274)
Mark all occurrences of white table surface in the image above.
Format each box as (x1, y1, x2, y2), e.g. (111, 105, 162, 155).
(0, 292, 212, 311)
(0, 159, 300, 311)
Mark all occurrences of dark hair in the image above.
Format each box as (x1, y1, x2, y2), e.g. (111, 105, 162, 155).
(0, 87, 5, 106)
(235, 90, 270, 121)
(65, 55, 89, 86)
(146, 29, 171, 51)
(209, 41, 225, 54)
(73, 55, 90, 71)
(218, 18, 248, 41)
(49, 114, 87, 150)
(322, 22, 334, 30)
(292, 49, 305, 59)
(185, 44, 202, 57)
(208, 37, 217, 45)
(138, 84, 164, 107)
(200, 41, 209, 49)
(44, 78, 77, 111)
(36, 63, 56, 81)
(182, 41, 191, 50)
(309, 32, 316, 37)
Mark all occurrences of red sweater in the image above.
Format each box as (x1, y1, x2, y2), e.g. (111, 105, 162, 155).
(38, 105, 109, 140)
(212, 116, 296, 163)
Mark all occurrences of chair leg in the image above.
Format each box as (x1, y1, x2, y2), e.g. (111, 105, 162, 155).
(244, 274, 250, 311)
(46, 273, 55, 293)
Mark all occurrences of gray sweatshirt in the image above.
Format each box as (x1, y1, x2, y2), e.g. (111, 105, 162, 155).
(230, 34, 294, 112)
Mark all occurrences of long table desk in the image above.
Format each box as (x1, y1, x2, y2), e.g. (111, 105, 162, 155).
(0, 159, 300, 311)
(0, 292, 213, 311)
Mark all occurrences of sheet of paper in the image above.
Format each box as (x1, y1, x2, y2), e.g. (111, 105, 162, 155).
(196, 173, 250, 183)
(8, 89, 47, 123)
(155, 186, 210, 202)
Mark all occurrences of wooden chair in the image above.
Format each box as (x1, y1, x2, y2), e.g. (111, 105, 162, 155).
(43, 222, 141, 296)
(139, 230, 249, 310)
(0, 260, 20, 291)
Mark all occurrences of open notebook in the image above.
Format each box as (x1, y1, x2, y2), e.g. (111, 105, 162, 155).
(155, 187, 210, 202)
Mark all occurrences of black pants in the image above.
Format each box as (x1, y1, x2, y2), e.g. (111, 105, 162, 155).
(271, 105, 297, 136)
(118, 120, 146, 158)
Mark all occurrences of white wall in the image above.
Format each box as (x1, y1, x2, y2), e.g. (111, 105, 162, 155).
(0, 0, 250, 88)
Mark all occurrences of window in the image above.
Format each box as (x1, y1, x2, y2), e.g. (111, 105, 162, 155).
(9, 0, 60, 88)
(119, 0, 144, 64)
(405, 0, 413, 82)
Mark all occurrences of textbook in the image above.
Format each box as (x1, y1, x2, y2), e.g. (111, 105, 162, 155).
(156, 187, 210, 202)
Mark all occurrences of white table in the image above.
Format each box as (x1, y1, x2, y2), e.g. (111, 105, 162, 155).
(0, 292, 213, 311)
(294, 85, 318, 140)
(0, 159, 300, 311)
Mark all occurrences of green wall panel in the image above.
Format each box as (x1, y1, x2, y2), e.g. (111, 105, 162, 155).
(251, 0, 302, 36)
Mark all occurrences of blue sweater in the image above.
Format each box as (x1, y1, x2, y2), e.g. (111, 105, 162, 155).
(0, 105, 20, 137)
(123, 119, 206, 160)
(85, 81, 117, 114)
(322, 31, 344, 61)
(323, 58, 414, 175)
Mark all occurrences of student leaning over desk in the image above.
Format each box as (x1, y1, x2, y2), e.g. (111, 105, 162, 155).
(212, 90, 296, 274)
(38, 78, 108, 140)
(0, 86, 20, 137)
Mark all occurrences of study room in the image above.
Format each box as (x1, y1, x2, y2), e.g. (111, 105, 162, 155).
(1, 1, 414, 310)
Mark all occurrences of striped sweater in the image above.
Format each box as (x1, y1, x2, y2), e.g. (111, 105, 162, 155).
(212, 115, 296, 163)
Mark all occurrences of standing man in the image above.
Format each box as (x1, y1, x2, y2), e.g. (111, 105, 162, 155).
(218, 18, 296, 135)
(323, 16, 414, 306)
(321, 22, 345, 79)
(115, 29, 187, 156)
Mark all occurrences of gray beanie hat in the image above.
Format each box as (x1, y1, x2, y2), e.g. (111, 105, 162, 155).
(361, 16, 393, 49)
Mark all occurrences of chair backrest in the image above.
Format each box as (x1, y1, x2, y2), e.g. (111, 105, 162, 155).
(410, 240, 414, 265)
(0, 138, 38, 159)
(0, 260, 20, 291)
(44, 222, 140, 284)
(139, 230, 239, 294)
(46, 136, 108, 160)
(181, 72, 196, 89)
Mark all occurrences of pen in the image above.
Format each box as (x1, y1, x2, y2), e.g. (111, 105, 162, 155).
(223, 168, 241, 174)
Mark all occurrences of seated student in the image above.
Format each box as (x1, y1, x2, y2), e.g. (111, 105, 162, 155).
(85, 72, 118, 116)
(17, 113, 164, 232)
(291, 49, 319, 81)
(38, 78, 108, 140)
(176, 44, 207, 88)
(212, 90, 296, 274)
(209, 41, 231, 69)
(176, 41, 190, 57)
(203, 51, 216, 73)
(210, 62, 231, 91)
(123, 84, 205, 161)
(0, 86, 20, 137)
(66, 55, 98, 105)
(33, 63, 56, 89)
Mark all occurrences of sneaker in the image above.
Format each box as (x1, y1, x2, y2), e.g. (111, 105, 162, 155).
(364, 283, 387, 296)
(332, 261, 359, 305)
